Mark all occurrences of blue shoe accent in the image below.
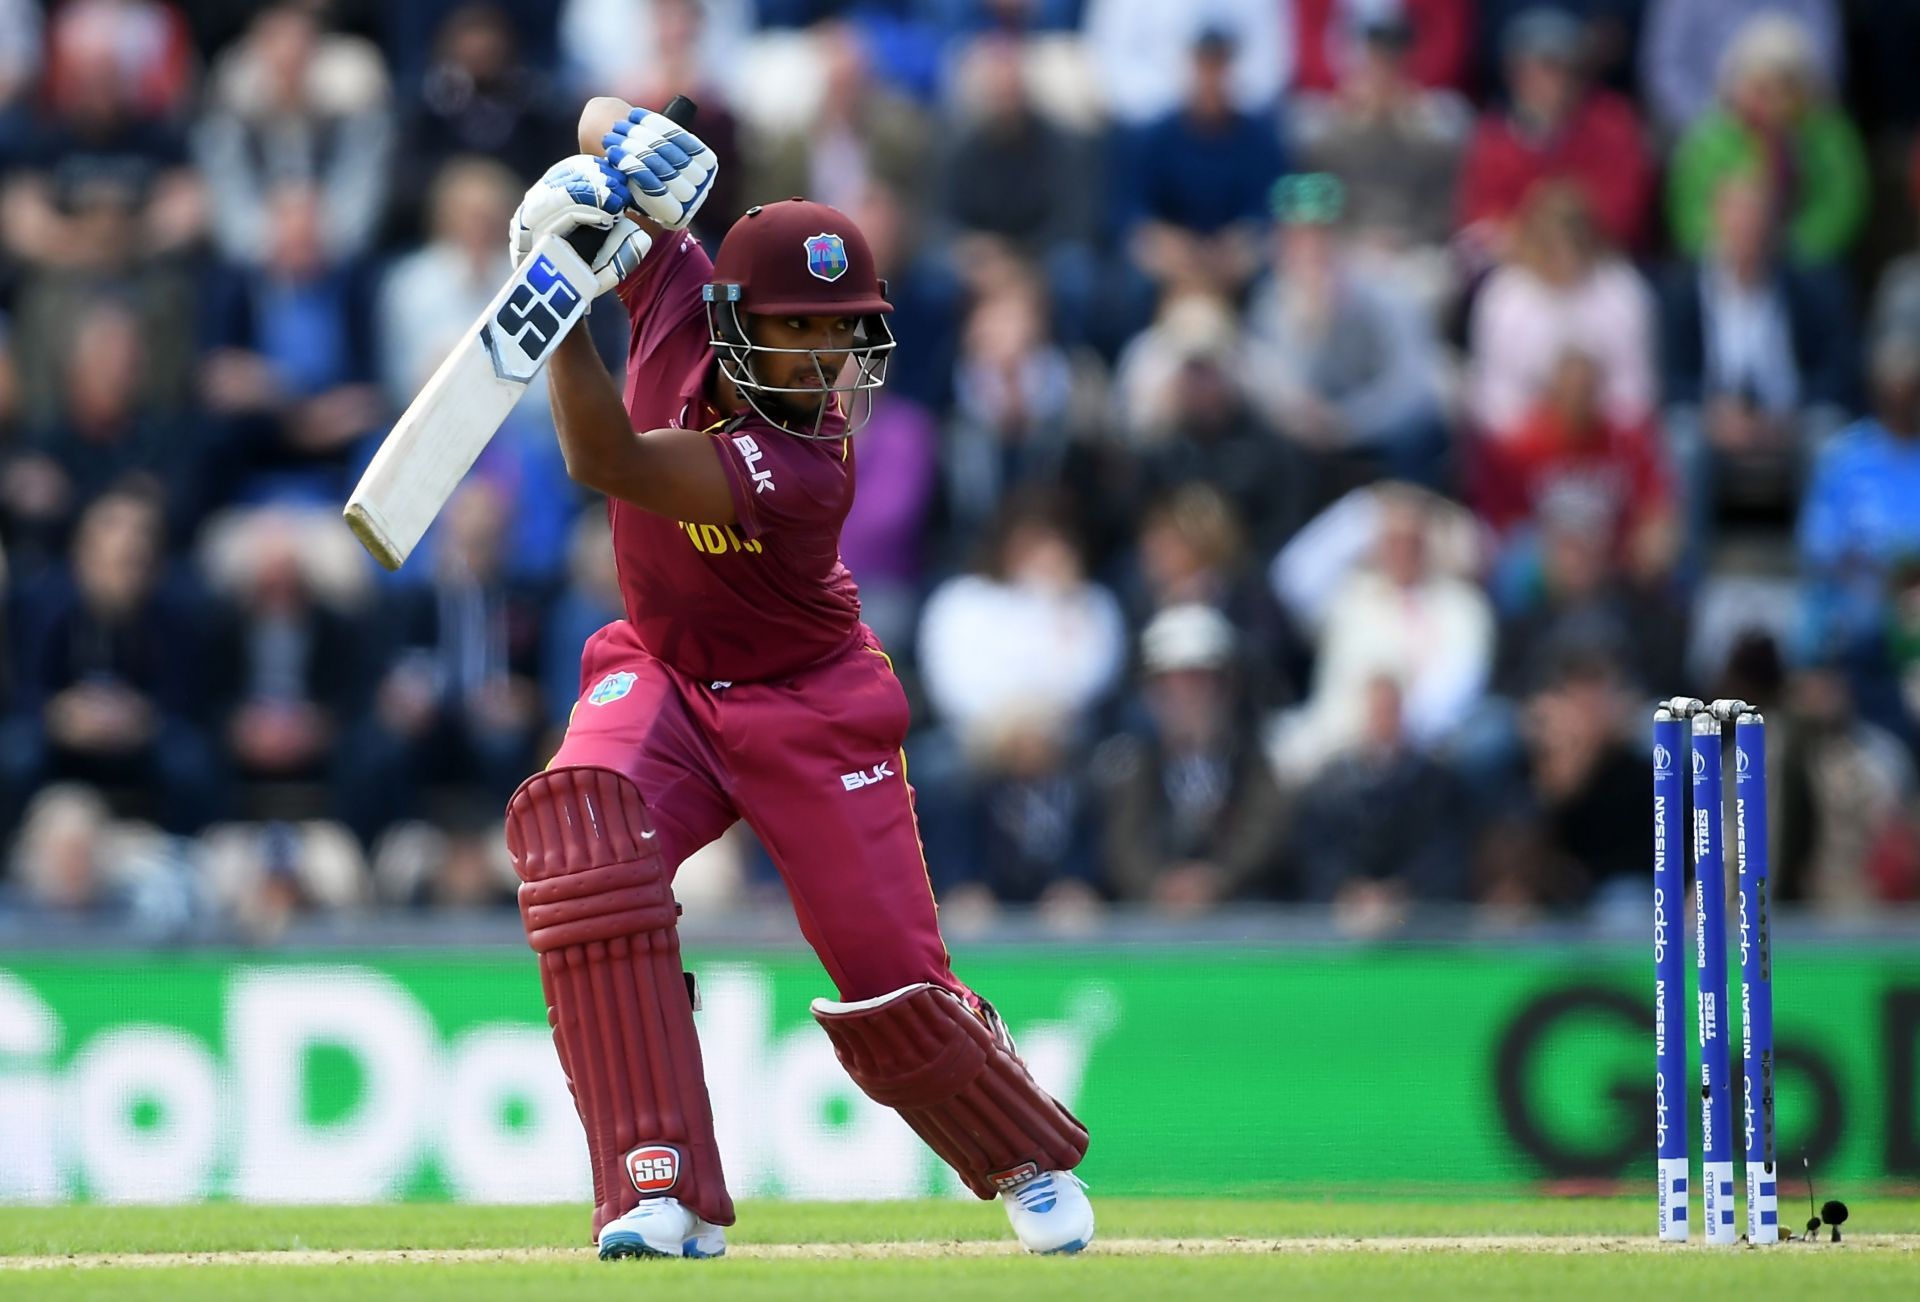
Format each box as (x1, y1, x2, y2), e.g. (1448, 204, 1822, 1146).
(683, 1239, 726, 1259)
(1043, 1238, 1087, 1256)
(598, 1230, 671, 1260)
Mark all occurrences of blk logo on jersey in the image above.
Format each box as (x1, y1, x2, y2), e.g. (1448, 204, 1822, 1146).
(733, 433, 775, 493)
(625, 1144, 681, 1194)
(804, 231, 848, 282)
(841, 761, 895, 791)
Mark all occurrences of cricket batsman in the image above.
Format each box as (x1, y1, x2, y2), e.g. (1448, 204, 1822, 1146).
(499, 99, 1094, 1259)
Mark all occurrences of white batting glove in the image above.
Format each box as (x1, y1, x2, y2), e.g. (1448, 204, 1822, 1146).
(508, 155, 651, 294)
(587, 215, 652, 295)
(601, 107, 717, 231)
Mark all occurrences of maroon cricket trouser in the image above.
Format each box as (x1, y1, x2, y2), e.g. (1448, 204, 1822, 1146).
(548, 619, 971, 1003)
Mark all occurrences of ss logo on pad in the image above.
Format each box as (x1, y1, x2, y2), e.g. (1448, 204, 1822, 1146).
(626, 1144, 681, 1194)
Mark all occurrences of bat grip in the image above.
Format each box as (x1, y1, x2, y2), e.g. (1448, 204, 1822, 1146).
(566, 95, 700, 266)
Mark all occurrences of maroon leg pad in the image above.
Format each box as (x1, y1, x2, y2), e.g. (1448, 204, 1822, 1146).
(506, 766, 734, 1235)
(812, 983, 1090, 1199)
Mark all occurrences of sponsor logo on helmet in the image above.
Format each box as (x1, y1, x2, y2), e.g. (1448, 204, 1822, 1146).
(804, 232, 848, 282)
(626, 1144, 681, 1194)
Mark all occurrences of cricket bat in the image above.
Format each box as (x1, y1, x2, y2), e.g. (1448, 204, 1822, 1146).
(344, 96, 696, 570)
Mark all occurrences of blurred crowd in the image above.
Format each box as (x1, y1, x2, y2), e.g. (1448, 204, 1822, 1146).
(6, 0, 1920, 938)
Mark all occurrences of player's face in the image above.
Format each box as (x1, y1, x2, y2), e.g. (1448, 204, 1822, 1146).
(748, 313, 860, 415)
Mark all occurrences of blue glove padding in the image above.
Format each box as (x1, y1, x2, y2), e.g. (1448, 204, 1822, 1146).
(602, 108, 717, 231)
(509, 155, 651, 293)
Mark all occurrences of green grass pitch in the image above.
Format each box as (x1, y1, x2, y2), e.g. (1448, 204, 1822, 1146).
(2, 1197, 1917, 1301)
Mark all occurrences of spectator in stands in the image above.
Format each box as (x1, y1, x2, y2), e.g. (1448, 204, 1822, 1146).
(1771, 662, 1920, 910)
(1665, 13, 1866, 267)
(740, 22, 929, 219)
(204, 511, 362, 813)
(1123, 483, 1301, 707)
(3, 0, 204, 427)
(1289, 11, 1471, 312)
(1289, 675, 1467, 933)
(942, 283, 1102, 548)
(1490, 504, 1688, 698)
(1468, 182, 1655, 443)
(939, 708, 1104, 916)
(1084, 0, 1288, 127)
(1293, 0, 1473, 97)
(200, 182, 386, 504)
(940, 35, 1100, 328)
(1117, 28, 1287, 306)
(2, 785, 150, 919)
(201, 818, 365, 939)
(1798, 335, 1920, 656)
(1479, 646, 1646, 916)
(1130, 484, 1252, 619)
(838, 394, 939, 650)
(1267, 484, 1495, 783)
(1661, 170, 1857, 555)
(8, 0, 198, 255)
(1472, 0, 1647, 98)
(917, 492, 1126, 758)
(558, 0, 751, 107)
(342, 480, 543, 843)
(195, 2, 394, 267)
(1244, 173, 1451, 492)
(391, 4, 571, 241)
(0, 486, 220, 836)
(1123, 336, 1299, 555)
(0, 0, 40, 153)
(1476, 349, 1676, 585)
(1098, 603, 1289, 912)
(1639, 0, 1841, 135)
(374, 815, 518, 911)
(3, 300, 206, 570)
(1457, 6, 1653, 261)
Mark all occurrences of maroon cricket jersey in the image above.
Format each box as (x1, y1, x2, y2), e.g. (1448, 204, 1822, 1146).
(609, 231, 863, 682)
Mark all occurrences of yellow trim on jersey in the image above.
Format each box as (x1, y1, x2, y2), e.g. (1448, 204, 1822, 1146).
(866, 646, 941, 939)
(545, 700, 581, 770)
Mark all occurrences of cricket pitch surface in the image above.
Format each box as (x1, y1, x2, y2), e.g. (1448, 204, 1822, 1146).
(3, 1198, 1916, 1300)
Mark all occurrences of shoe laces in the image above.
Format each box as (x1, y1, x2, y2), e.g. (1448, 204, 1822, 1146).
(1013, 1174, 1058, 1213)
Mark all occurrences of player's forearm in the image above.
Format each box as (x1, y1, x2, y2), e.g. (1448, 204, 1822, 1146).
(548, 326, 645, 494)
(578, 98, 634, 156)
(547, 327, 734, 523)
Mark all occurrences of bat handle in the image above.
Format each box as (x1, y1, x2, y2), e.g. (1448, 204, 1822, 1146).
(566, 95, 700, 266)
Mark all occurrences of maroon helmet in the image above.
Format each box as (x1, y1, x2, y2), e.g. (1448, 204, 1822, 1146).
(702, 198, 895, 439)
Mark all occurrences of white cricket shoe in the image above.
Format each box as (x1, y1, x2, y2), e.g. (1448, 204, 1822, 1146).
(1002, 1170, 1094, 1254)
(596, 1197, 727, 1259)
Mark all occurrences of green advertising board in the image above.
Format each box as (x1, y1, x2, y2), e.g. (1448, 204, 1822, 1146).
(1, 944, 1916, 1203)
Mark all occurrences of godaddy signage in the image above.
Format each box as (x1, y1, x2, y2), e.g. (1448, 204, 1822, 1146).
(1, 945, 1918, 1202)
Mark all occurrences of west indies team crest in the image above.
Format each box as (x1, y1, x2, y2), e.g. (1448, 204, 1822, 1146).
(804, 231, 848, 282)
(589, 671, 636, 706)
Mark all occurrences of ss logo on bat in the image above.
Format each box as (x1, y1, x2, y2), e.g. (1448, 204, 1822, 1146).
(484, 254, 581, 381)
